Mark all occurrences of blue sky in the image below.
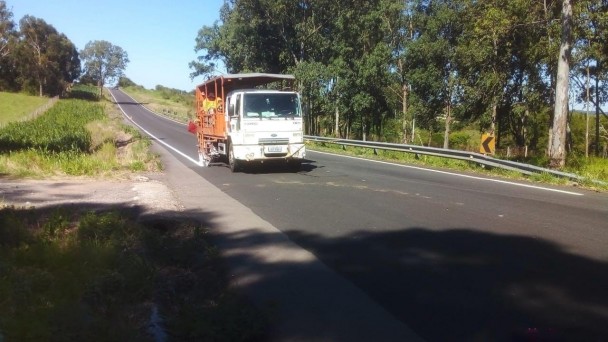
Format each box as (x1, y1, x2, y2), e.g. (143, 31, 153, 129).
(8, 0, 225, 91)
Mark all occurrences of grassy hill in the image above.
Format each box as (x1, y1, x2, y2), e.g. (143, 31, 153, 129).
(0, 92, 50, 126)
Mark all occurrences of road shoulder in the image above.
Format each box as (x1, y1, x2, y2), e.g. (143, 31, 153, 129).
(154, 144, 424, 341)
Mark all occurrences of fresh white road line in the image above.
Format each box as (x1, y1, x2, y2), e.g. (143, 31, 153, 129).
(108, 90, 202, 167)
(310, 150, 584, 196)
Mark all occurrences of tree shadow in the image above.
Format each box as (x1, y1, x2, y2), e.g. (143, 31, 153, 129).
(173, 217, 608, 341)
(67, 89, 100, 101)
(273, 227, 608, 341)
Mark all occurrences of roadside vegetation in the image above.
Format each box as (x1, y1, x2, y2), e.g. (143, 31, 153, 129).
(0, 208, 267, 341)
(0, 87, 159, 178)
(118, 78, 194, 123)
(0, 84, 268, 340)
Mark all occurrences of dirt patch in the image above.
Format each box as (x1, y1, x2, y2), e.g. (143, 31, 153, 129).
(0, 173, 183, 217)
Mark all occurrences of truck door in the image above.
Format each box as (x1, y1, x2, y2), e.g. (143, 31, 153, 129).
(234, 94, 241, 132)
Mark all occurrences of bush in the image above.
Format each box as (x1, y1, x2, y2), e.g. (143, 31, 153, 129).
(449, 131, 471, 150)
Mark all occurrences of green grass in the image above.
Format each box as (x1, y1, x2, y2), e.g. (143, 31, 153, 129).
(0, 208, 267, 341)
(121, 86, 195, 123)
(0, 92, 50, 125)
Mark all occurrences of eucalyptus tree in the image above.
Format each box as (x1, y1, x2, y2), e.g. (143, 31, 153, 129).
(548, 0, 574, 168)
(15, 15, 80, 96)
(191, 0, 302, 79)
(80, 40, 129, 96)
(0, 0, 13, 58)
(0, 0, 17, 90)
(573, 0, 608, 156)
(385, 0, 415, 142)
(455, 0, 560, 152)
(403, 0, 467, 148)
(325, 0, 396, 140)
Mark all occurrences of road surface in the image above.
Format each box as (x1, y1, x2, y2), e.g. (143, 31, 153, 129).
(110, 88, 608, 341)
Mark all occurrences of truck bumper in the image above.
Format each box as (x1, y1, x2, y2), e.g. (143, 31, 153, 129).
(233, 143, 306, 161)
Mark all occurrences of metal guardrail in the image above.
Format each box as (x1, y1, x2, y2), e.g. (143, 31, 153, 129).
(304, 135, 586, 182)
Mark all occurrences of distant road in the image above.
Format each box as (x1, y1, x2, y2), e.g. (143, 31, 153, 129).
(110, 88, 608, 341)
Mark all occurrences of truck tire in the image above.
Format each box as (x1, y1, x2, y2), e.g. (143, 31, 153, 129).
(228, 143, 240, 173)
(199, 152, 210, 167)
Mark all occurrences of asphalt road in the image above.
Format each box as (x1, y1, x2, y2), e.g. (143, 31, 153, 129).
(110, 88, 608, 341)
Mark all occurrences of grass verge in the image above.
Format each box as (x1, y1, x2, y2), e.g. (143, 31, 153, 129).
(0, 92, 50, 125)
(0, 208, 267, 341)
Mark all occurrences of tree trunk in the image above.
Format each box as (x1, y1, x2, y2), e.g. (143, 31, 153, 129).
(585, 65, 590, 158)
(596, 62, 601, 156)
(491, 103, 497, 135)
(548, 0, 572, 168)
(443, 103, 451, 149)
(335, 105, 340, 138)
(402, 83, 408, 143)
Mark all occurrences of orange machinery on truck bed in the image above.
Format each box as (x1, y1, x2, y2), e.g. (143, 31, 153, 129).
(193, 73, 306, 171)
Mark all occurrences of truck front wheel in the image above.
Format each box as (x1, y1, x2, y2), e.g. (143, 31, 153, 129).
(228, 143, 240, 173)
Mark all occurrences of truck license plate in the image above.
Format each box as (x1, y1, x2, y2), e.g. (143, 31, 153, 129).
(266, 146, 283, 153)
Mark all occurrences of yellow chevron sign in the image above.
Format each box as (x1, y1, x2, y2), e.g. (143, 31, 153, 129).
(480, 134, 495, 155)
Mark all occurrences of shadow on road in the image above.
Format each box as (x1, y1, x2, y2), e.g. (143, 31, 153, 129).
(273, 227, 608, 341)
(206, 222, 608, 340)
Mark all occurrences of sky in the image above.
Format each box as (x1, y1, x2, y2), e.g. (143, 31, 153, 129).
(8, 0, 225, 91)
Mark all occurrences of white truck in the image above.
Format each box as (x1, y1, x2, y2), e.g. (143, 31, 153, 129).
(193, 73, 306, 172)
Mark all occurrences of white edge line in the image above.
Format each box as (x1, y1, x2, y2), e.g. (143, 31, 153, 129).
(311, 150, 584, 196)
(108, 89, 202, 167)
(116, 89, 187, 126)
(105, 90, 584, 196)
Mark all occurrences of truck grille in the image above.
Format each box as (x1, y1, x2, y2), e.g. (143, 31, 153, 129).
(258, 138, 289, 145)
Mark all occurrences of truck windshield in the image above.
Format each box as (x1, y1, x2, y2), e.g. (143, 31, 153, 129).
(243, 93, 301, 119)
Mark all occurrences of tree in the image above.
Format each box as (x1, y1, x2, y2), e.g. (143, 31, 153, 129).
(118, 76, 137, 88)
(15, 15, 80, 96)
(548, 0, 573, 168)
(0, 0, 17, 90)
(386, 0, 415, 143)
(455, 0, 560, 152)
(403, 0, 467, 148)
(0, 0, 14, 58)
(80, 40, 129, 96)
(573, 0, 608, 157)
